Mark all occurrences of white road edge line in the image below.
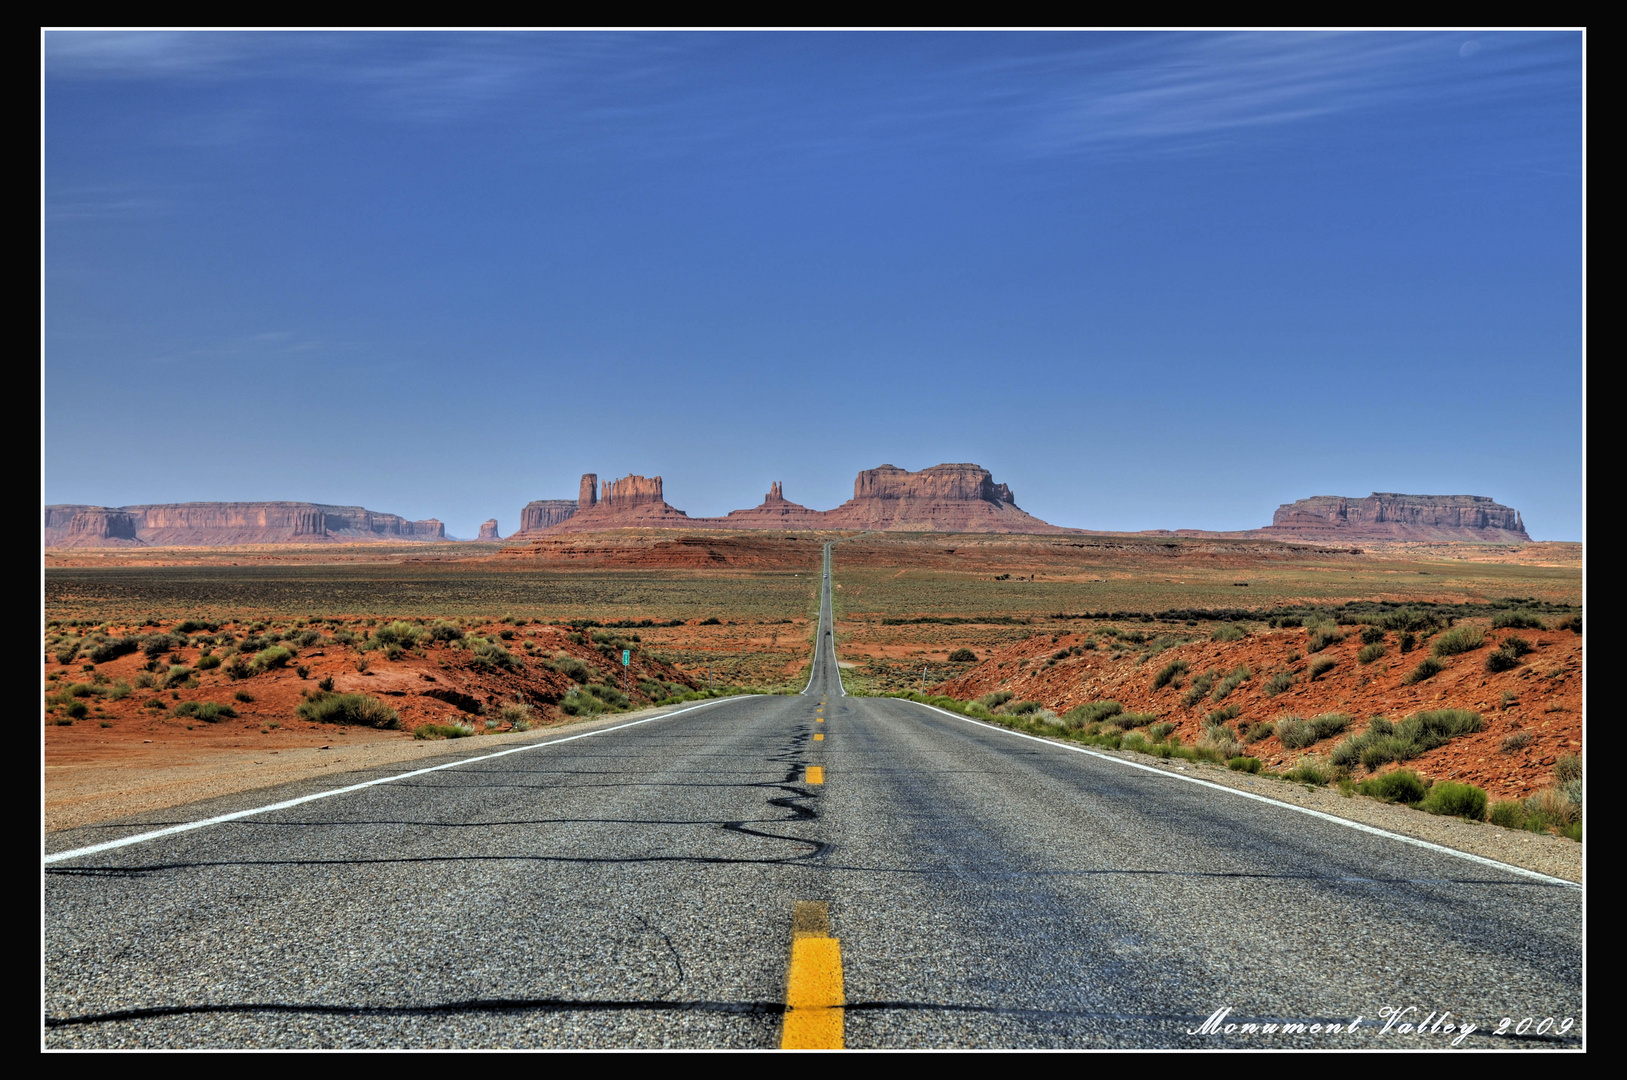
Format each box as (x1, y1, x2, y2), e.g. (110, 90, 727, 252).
(43, 697, 740, 866)
(904, 700, 1580, 889)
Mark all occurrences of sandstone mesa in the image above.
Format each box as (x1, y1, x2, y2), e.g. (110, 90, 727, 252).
(44, 467, 1535, 547)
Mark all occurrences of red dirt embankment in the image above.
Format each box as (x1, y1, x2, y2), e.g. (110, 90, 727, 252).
(935, 622, 1582, 802)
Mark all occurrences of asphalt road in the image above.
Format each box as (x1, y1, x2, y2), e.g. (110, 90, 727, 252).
(43, 544, 1583, 1048)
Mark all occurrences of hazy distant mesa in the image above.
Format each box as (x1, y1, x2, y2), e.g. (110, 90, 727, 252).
(43, 502, 445, 548)
(45, 466, 1532, 547)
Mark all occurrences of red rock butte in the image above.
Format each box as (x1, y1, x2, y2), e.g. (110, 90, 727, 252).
(510, 463, 1065, 538)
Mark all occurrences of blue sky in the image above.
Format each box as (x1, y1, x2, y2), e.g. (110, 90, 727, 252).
(43, 31, 1584, 539)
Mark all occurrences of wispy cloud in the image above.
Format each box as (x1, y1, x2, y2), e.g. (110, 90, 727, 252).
(41, 30, 1579, 158)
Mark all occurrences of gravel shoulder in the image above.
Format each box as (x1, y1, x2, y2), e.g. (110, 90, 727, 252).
(956, 714, 1583, 884)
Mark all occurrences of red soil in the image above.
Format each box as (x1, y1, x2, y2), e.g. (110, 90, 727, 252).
(935, 623, 1583, 802)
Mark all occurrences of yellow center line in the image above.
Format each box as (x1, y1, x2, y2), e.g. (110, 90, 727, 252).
(814, 733, 824, 741)
(781, 901, 844, 1049)
(806, 766, 824, 784)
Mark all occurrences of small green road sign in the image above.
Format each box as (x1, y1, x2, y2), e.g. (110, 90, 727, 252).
(622, 649, 630, 666)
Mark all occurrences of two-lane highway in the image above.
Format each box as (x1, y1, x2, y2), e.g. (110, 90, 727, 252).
(43, 543, 1582, 1048)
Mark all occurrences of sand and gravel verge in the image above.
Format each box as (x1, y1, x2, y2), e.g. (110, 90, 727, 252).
(1077, 741, 1583, 883)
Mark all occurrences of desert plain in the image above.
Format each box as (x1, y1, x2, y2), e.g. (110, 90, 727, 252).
(45, 528, 1581, 850)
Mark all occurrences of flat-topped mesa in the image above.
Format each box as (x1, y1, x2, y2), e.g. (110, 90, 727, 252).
(1265, 493, 1530, 543)
(43, 502, 447, 547)
(477, 519, 501, 541)
(823, 463, 1062, 532)
(520, 499, 578, 532)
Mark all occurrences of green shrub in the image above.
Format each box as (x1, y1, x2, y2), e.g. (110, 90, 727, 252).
(1205, 704, 1240, 725)
(1198, 725, 1242, 759)
(140, 633, 181, 659)
(251, 646, 294, 671)
(1491, 610, 1547, 630)
(415, 723, 474, 740)
(1553, 614, 1582, 634)
(1380, 609, 1444, 634)
(1229, 756, 1263, 773)
(173, 700, 237, 722)
(1277, 712, 1351, 749)
(1499, 730, 1534, 753)
(1061, 700, 1122, 729)
(498, 702, 534, 730)
(196, 653, 221, 670)
(1485, 648, 1520, 672)
(549, 656, 593, 683)
(976, 690, 1015, 710)
(1554, 754, 1582, 784)
(1357, 643, 1386, 664)
(1181, 671, 1216, 707)
(295, 692, 400, 729)
(1244, 721, 1274, 743)
(1153, 659, 1188, 689)
(1265, 671, 1294, 696)
(1307, 626, 1344, 654)
(560, 688, 607, 716)
(1398, 631, 1417, 653)
(1286, 759, 1331, 785)
(1147, 722, 1175, 741)
(367, 621, 423, 650)
(948, 648, 977, 662)
(1488, 801, 1526, 828)
(1358, 769, 1427, 804)
(1420, 781, 1487, 821)
(1358, 625, 1386, 645)
(1308, 658, 1336, 681)
(1332, 709, 1482, 770)
(587, 684, 630, 709)
(1402, 657, 1444, 685)
(87, 636, 140, 664)
(63, 700, 89, 719)
(1006, 699, 1044, 716)
(470, 637, 521, 671)
(1431, 625, 1485, 657)
(1211, 624, 1247, 642)
(1117, 711, 1158, 728)
(1210, 666, 1250, 701)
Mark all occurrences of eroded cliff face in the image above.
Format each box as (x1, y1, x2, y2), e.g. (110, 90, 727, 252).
(1266, 494, 1529, 542)
(43, 503, 446, 547)
(822, 463, 1061, 532)
(520, 500, 578, 532)
(477, 519, 501, 541)
(515, 465, 1063, 536)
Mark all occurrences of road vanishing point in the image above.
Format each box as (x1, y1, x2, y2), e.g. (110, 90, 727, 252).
(44, 544, 1582, 1049)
